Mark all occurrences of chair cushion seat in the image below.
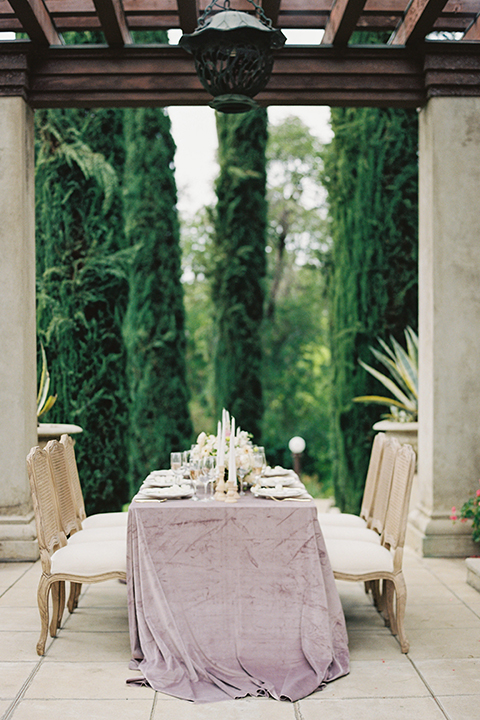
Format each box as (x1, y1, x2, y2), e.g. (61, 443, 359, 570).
(68, 525, 127, 544)
(321, 524, 381, 544)
(51, 540, 126, 576)
(82, 512, 128, 529)
(325, 537, 394, 575)
(317, 512, 367, 528)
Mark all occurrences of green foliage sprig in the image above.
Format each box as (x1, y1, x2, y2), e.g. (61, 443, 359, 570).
(353, 327, 418, 421)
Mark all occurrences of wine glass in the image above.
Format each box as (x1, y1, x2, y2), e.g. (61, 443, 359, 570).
(200, 456, 216, 501)
(237, 454, 250, 495)
(252, 449, 265, 486)
(170, 451, 183, 486)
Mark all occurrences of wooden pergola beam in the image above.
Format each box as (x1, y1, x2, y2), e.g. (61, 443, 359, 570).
(389, 0, 450, 45)
(92, 0, 132, 46)
(8, 0, 62, 45)
(262, 0, 282, 26)
(176, 0, 199, 34)
(322, 0, 369, 45)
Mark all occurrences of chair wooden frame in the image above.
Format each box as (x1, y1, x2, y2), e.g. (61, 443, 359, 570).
(325, 443, 416, 653)
(318, 432, 387, 529)
(27, 446, 126, 656)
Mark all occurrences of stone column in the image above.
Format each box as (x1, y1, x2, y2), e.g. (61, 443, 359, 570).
(0, 96, 38, 560)
(408, 97, 480, 557)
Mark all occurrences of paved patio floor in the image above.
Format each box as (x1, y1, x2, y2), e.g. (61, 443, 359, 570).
(1, 538, 480, 720)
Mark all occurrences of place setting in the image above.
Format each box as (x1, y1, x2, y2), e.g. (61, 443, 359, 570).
(133, 409, 313, 504)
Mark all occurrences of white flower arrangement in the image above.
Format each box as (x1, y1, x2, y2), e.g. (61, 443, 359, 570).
(191, 428, 257, 477)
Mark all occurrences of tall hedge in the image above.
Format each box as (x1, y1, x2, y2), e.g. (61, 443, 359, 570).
(35, 108, 130, 514)
(123, 107, 193, 491)
(213, 108, 268, 440)
(323, 106, 418, 512)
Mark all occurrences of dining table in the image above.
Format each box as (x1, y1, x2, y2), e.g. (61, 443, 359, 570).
(126, 492, 350, 702)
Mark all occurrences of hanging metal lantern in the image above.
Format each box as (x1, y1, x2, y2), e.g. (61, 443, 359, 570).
(179, 0, 286, 114)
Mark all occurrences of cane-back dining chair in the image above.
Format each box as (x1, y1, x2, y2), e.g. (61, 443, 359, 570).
(60, 434, 128, 529)
(324, 443, 416, 653)
(321, 436, 400, 545)
(27, 446, 126, 655)
(317, 432, 387, 530)
(45, 439, 126, 612)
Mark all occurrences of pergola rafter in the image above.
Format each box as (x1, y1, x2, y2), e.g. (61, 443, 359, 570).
(0, 1, 479, 107)
(322, 0, 368, 46)
(7, 0, 62, 45)
(389, 0, 450, 46)
(92, 0, 132, 46)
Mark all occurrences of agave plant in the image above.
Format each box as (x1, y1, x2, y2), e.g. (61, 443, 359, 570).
(37, 344, 57, 419)
(353, 327, 418, 422)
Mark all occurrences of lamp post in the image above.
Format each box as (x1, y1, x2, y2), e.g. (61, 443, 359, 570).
(288, 436, 306, 478)
(179, 0, 285, 114)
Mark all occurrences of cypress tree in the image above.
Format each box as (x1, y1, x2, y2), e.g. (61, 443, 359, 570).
(213, 108, 268, 440)
(323, 105, 418, 513)
(35, 108, 130, 514)
(122, 107, 193, 490)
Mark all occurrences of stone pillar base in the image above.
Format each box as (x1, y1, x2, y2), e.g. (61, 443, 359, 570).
(407, 505, 479, 558)
(0, 513, 38, 561)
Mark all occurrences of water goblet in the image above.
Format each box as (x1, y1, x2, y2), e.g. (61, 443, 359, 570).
(170, 451, 183, 486)
(200, 456, 216, 501)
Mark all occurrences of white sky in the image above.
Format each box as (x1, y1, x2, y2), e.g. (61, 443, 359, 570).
(169, 105, 332, 217)
(168, 28, 333, 216)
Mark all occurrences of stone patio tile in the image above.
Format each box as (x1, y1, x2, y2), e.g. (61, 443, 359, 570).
(61, 606, 129, 633)
(442, 581, 480, 604)
(0, 699, 12, 717)
(0, 584, 38, 608)
(407, 628, 480, 660)
(78, 581, 128, 607)
(404, 601, 480, 629)
(0, 605, 45, 633)
(10, 698, 154, 720)
(44, 630, 130, 662)
(0, 662, 37, 700)
(342, 604, 388, 630)
(346, 630, 405, 660)
(297, 697, 446, 720)
(152, 696, 296, 719)
(0, 631, 52, 661)
(24, 662, 155, 700)
(0, 563, 34, 589)
(406, 582, 461, 604)
(304, 660, 428, 699)
(437, 694, 480, 720)
(402, 567, 445, 585)
(414, 659, 480, 695)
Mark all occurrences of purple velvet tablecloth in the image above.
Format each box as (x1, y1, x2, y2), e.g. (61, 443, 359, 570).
(127, 494, 349, 702)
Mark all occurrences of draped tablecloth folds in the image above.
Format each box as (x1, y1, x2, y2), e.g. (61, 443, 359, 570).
(126, 494, 349, 702)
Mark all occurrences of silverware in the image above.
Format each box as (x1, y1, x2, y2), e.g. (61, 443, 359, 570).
(270, 496, 312, 503)
(134, 498, 168, 503)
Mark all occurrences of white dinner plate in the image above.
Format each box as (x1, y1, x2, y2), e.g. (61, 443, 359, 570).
(251, 486, 310, 500)
(143, 470, 177, 488)
(135, 484, 194, 500)
(257, 475, 299, 487)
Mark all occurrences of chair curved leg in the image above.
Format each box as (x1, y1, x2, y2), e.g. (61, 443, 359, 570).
(58, 580, 66, 628)
(37, 574, 51, 656)
(51, 581, 66, 635)
(67, 582, 81, 613)
(384, 579, 397, 635)
(393, 574, 409, 653)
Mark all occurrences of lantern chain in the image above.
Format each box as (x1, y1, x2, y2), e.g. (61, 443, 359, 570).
(197, 0, 274, 29)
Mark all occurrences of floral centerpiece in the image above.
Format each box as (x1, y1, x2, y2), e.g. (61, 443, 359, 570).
(191, 426, 258, 483)
(451, 480, 480, 543)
